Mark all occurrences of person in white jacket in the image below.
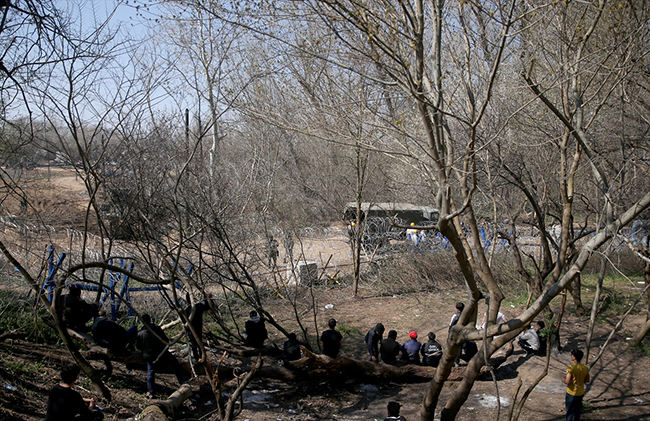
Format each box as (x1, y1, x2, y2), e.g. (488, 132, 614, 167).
(518, 324, 540, 355)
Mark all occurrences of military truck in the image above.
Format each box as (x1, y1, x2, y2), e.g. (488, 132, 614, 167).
(344, 202, 439, 252)
(344, 202, 439, 225)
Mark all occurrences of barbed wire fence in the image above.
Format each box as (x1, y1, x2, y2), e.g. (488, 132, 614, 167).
(0, 217, 177, 322)
(1, 216, 642, 313)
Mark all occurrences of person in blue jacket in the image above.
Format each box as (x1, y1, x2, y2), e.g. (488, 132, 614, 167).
(400, 331, 421, 364)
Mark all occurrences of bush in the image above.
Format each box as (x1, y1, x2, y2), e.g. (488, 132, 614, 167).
(366, 251, 466, 295)
(0, 289, 60, 344)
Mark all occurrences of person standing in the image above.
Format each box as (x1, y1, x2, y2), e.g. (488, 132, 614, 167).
(283, 231, 294, 264)
(380, 330, 400, 365)
(562, 349, 590, 421)
(421, 332, 443, 367)
(365, 323, 385, 362)
(136, 314, 187, 398)
(320, 318, 343, 358)
(406, 223, 419, 245)
(449, 302, 464, 332)
(46, 363, 103, 421)
(184, 298, 209, 362)
(480, 310, 508, 330)
(267, 235, 279, 268)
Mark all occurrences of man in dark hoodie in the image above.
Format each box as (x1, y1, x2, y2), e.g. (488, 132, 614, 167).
(46, 363, 103, 421)
(365, 323, 385, 362)
(62, 284, 99, 332)
(382, 401, 406, 421)
(244, 310, 269, 348)
(380, 329, 400, 365)
(184, 297, 209, 361)
(282, 332, 302, 363)
(91, 310, 128, 354)
(136, 314, 186, 398)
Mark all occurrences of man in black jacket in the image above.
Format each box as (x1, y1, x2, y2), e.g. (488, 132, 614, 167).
(282, 332, 302, 363)
(380, 330, 400, 365)
(136, 314, 187, 398)
(320, 318, 343, 358)
(62, 284, 99, 332)
(420, 332, 443, 367)
(46, 363, 103, 421)
(185, 298, 209, 361)
(91, 310, 129, 354)
(244, 310, 268, 348)
(365, 323, 385, 362)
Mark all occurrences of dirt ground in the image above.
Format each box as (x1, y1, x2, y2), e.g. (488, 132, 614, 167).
(1, 167, 650, 420)
(1, 288, 649, 421)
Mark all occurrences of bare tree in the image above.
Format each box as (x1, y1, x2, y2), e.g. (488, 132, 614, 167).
(194, 0, 650, 419)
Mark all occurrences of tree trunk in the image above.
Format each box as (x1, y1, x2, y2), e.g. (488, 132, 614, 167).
(83, 345, 514, 384)
(645, 261, 650, 322)
(139, 384, 193, 421)
(632, 318, 650, 346)
(586, 256, 607, 364)
(0, 330, 27, 342)
(568, 274, 585, 316)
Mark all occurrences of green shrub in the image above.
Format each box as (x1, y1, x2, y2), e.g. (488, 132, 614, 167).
(0, 289, 60, 344)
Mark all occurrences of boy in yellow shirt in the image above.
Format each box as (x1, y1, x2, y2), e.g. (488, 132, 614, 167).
(562, 349, 590, 421)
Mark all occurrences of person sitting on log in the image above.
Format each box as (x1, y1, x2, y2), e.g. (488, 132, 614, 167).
(243, 310, 269, 348)
(400, 331, 421, 364)
(62, 284, 99, 332)
(136, 314, 187, 399)
(365, 323, 385, 362)
(458, 341, 478, 365)
(282, 332, 302, 363)
(91, 310, 132, 355)
(420, 332, 443, 367)
(518, 323, 540, 356)
(320, 318, 343, 358)
(383, 401, 406, 421)
(46, 363, 104, 421)
(380, 329, 400, 365)
(184, 296, 209, 362)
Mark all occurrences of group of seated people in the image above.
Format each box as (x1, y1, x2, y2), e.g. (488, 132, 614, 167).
(365, 323, 445, 367)
(59, 285, 547, 406)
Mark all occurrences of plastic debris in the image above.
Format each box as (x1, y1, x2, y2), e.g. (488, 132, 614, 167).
(325, 304, 334, 309)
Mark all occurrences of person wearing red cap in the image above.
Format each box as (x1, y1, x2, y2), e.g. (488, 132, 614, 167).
(400, 331, 421, 364)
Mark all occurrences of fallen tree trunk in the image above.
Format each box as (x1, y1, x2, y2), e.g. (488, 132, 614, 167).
(139, 383, 193, 421)
(83, 341, 514, 384)
(0, 329, 28, 342)
(632, 318, 650, 345)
